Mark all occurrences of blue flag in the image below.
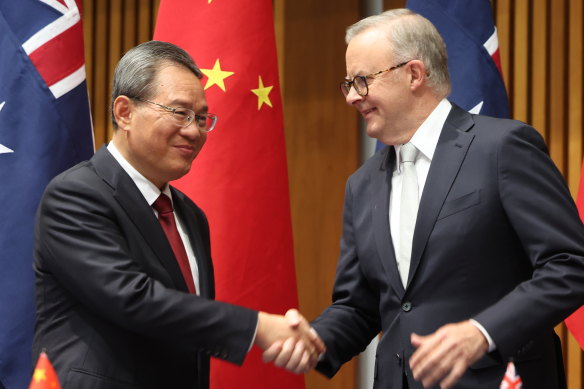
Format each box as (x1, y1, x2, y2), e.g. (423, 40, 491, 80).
(0, 1, 93, 388)
(406, 0, 510, 117)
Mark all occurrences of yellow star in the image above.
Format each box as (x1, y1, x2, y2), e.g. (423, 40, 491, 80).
(33, 368, 47, 382)
(201, 59, 234, 92)
(208, 0, 213, 3)
(251, 76, 274, 110)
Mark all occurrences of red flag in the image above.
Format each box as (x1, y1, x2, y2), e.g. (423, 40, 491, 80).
(29, 352, 61, 389)
(154, 1, 303, 388)
(565, 159, 584, 347)
(499, 362, 523, 389)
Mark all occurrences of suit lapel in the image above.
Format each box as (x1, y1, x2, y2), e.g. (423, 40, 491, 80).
(371, 147, 406, 298)
(172, 190, 214, 298)
(407, 105, 475, 287)
(91, 146, 190, 293)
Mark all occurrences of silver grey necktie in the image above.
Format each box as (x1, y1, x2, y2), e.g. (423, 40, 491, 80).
(398, 142, 419, 287)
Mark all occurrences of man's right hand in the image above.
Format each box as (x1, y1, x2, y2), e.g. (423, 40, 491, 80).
(255, 309, 325, 374)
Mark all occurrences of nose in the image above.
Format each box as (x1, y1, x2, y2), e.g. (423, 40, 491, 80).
(345, 86, 363, 106)
(180, 121, 204, 140)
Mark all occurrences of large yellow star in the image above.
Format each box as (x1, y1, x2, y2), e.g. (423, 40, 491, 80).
(33, 368, 47, 382)
(201, 59, 234, 92)
(251, 76, 274, 110)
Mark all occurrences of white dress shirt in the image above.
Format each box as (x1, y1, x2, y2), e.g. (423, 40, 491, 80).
(388, 99, 495, 351)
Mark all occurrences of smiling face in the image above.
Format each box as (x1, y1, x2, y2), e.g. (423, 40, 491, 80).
(115, 63, 208, 189)
(344, 27, 417, 146)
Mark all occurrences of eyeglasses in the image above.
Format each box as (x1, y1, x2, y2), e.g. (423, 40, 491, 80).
(133, 98, 218, 132)
(340, 60, 412, 97)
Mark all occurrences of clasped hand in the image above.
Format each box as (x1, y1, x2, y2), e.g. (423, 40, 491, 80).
(255, 309, 325, 374)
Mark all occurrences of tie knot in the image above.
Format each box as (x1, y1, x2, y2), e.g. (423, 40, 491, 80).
(153, 194, 173, 215)
(400, 142, 419, 163)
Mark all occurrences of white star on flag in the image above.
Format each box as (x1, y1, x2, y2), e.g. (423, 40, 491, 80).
(0, 101, 14, 154)
(469, 101, 484, 114)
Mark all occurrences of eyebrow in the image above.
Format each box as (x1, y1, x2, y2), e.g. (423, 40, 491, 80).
(167, 99, 209, 114)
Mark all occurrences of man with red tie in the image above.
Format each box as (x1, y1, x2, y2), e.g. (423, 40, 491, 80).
(32, 41, 323, 389)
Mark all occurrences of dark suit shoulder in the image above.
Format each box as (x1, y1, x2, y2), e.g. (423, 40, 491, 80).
(469, 114, 544, 145)
(41, 158, 112, 207)
(49, 159, 93, 184)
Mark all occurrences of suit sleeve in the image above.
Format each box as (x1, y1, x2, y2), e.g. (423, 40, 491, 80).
(312, 178, 382, 377)
(34, 169, 258, 365)
(473, 123, 584, 358)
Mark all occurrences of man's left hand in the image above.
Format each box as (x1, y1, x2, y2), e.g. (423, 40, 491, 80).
(409, 320, 488, 389)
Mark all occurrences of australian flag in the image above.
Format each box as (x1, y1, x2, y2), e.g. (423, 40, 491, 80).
(0, 1, 93, 388)
(406, 0, 510, 118)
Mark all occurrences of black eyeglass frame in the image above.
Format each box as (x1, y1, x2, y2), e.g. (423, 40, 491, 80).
(340, 60, 413, 97)
(132, 97, 218, 132)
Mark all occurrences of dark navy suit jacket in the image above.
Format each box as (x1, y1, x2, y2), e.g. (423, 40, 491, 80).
(313, 104, 584, 389)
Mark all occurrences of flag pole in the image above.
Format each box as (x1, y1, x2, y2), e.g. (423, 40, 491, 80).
(356, 1, 382, 386)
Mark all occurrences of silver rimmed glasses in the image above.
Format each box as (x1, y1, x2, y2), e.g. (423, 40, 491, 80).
(134, 98, 218, 132)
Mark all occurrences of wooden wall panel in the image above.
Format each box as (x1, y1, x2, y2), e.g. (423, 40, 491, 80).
(279, 2, 360, 389)
(513, 0, 529, 123)
(495, 1, 584, 388)
(568, 0, 584, 196)
(566, 1, 584, 386)
(531, 0, 548, 138)
(549, 0, 568, 171)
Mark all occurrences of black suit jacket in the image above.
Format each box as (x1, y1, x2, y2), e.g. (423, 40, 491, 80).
(33, 146, 258, 389)
(312, 104, 584, 389)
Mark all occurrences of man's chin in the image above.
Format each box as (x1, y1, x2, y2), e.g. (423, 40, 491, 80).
(169, 166, 193, 182)
(365, 124, 381, 139)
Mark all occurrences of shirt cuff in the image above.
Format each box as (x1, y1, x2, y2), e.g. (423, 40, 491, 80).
(248, 316, 259, 352)
(469, 319, 496, 352)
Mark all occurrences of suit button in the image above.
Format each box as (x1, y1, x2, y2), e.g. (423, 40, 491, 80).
(395, 354, 402, 365)
(402, 302, 412, 312)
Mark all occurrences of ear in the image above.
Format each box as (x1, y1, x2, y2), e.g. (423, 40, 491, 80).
(113, 96, 133, 131)
(408, 60, 426, 91)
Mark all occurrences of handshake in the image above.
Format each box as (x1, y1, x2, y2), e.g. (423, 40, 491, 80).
(254, 309, 325, 374)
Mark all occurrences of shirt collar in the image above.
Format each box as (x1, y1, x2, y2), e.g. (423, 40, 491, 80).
(394, 98, 452, 171)
(107, 141, 171, 206)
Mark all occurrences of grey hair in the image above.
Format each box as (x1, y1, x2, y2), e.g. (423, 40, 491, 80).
(111, 40, 203, 129)
(345, 8, 451, 97)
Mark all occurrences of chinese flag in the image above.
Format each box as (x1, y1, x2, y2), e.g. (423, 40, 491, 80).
(29, 352, 61, 389)
(154, 1, 303, 389)
(565, 159, 584, 348)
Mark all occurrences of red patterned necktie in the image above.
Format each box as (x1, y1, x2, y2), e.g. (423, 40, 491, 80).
(152, 194, 196, 294)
